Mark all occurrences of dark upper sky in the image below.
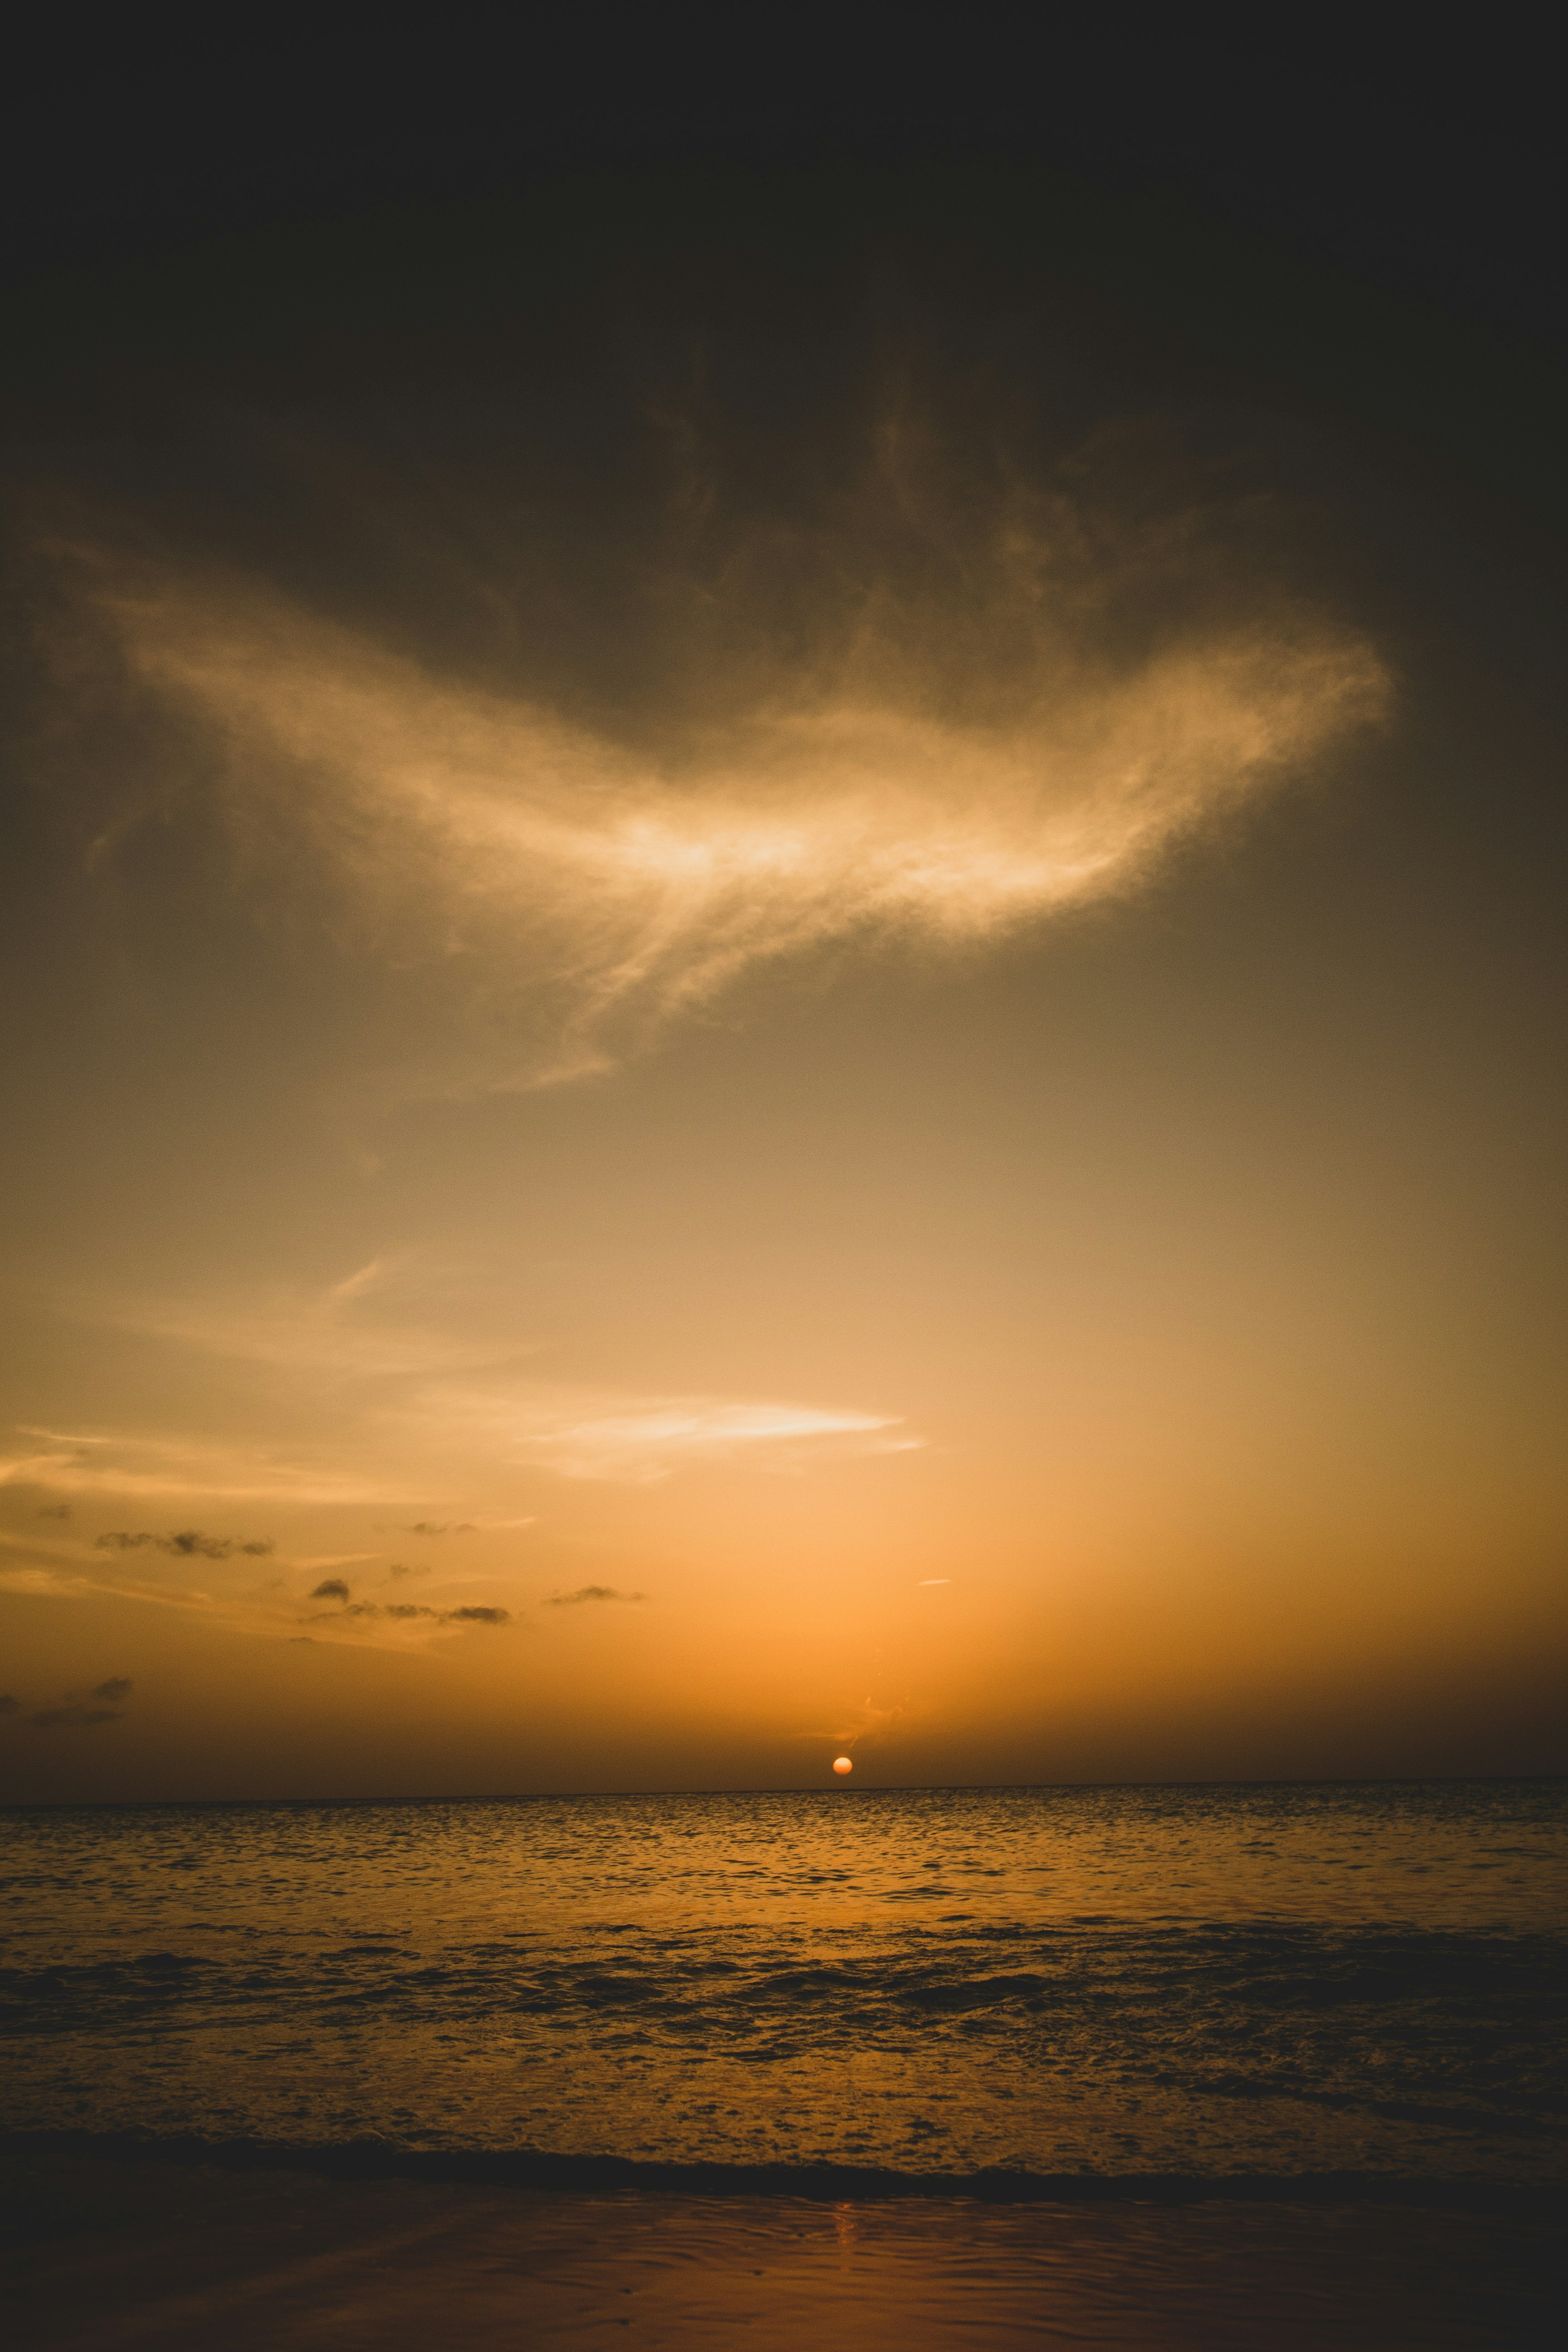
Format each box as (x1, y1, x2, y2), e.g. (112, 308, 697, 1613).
(5, 11, 1563, 357)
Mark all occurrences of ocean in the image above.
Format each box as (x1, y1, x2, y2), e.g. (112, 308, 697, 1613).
(5, 1780, 1565, 2346)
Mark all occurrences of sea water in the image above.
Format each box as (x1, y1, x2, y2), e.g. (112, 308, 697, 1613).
(4, 1779, 1563, 2190)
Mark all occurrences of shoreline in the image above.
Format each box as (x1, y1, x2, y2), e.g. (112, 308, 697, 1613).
(4, 2126, 1557, 2211)
(7, 2148, 1561, 2351)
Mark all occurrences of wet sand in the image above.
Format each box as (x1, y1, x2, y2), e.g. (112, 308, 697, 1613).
(4, 2155, 1559, 2350)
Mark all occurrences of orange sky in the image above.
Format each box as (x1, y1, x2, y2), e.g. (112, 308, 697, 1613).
(2, 189, 1563, 1797)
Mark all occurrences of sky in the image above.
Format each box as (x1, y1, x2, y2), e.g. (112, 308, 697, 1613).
(1, 126, 1564, 1797)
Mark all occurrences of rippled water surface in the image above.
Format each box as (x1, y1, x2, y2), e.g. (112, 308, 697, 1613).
(3, 1782, 1564, 2184)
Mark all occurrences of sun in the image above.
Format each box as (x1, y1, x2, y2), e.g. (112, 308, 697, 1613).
(832, 1755, 853, 1776)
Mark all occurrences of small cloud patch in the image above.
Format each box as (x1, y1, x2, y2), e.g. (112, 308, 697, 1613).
(311, 1577, 352, 1602)
(27, 1676, 132, 1730)
(311, 1600, 511, 1626)
(545, 1585, 647, 1607)
(97, 1529, 273, 1559)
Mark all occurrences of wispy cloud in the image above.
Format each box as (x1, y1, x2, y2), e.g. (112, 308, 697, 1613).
(800, 1698, 902, 1750)
(328, 1256, 400, 1304)
(34, 1265, 916, 1491)
(1, 1427, 397, 1506)
(478, 1394, 909, 1482)
(104, 1284, 509, 1384)
(59, 426, 1388, 1086)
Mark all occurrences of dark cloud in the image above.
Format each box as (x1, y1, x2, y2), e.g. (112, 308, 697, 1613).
(311, 1600, 511, 1625)
(38, 1503, 71, 1520)
(9, 1676, 133, 1729)
(403, 1522, 476, 1536)
(310, 1577, 352, 1601)
(167, 1529, 273, 1557)
(386, 1563, 428, 1581)
(97, 1529, 273, 1559)
(22, 1673, 133, 1729)
(545, 1585, 647, 1607)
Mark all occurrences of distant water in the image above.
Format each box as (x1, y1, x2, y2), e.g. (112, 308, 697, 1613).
(3, 1782, 1564, 2190)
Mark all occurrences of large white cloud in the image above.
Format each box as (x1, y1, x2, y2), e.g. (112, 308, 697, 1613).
(84, 520, 1388, 1081)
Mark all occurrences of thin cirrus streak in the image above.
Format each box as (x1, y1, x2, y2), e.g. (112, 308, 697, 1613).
(3, 1384, 907, 1500)
(59, 1274, 911, 1489)
(86, 557, 1391, 1078)
(0, 1432, 394, 1507)
(497, 1396, 910, 1483)
(21, 1253, 910, 1499)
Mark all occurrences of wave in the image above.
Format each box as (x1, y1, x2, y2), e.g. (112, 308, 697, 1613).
(4, 2129, 1558, 2212)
